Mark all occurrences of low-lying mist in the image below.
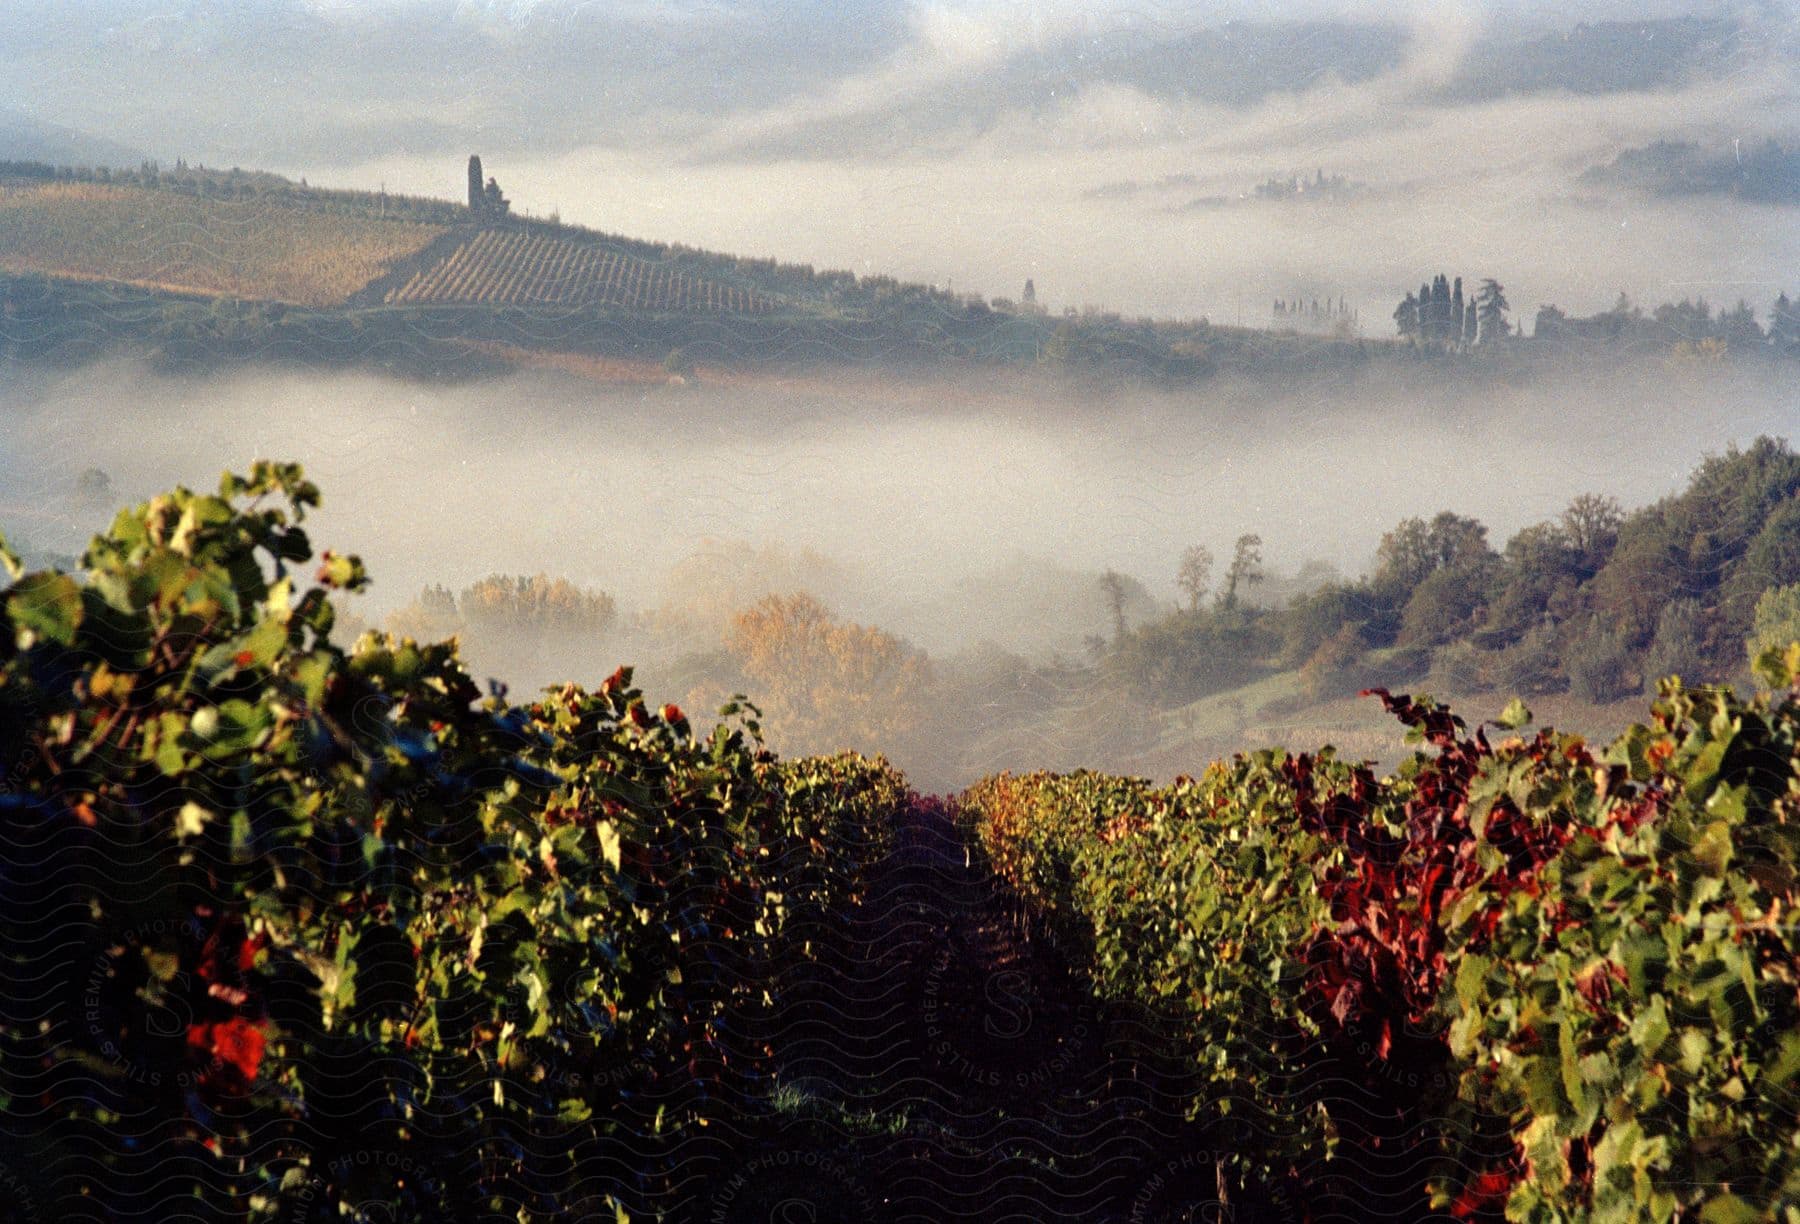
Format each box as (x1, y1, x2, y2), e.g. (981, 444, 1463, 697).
(1, 354, 1793, 787)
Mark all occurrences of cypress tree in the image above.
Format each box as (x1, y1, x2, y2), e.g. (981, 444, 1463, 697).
(1772, 292, 1798, 349)
(1476, 279, 1510, 343)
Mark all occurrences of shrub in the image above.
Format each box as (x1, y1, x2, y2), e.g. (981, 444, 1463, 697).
(1718, 496, 1800, 643)
(1747, 581, 1800, 667)
(1496, 624, 1565, 695)
(1364, 644, 1431, 689)
(1641, 596, 1709, 687)
(1566, 621, 1637, 702)
(1110, 605, 1273, 705)
(1430, 639, 1496, 694)
(1279, 582, 1376, 667)
(965, 765, 1330, 1204)
(1299, 622, 1366, 701)
(1397, 563, 1493, 648)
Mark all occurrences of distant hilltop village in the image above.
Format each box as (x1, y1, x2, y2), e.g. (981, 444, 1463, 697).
(1253, 169, 1361, 203)
(466, 155, 509, 220)
(1272, 294, 1359, 336)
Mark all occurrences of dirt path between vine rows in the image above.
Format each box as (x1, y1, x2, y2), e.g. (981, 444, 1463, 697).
(627, 796, 1444, 1223)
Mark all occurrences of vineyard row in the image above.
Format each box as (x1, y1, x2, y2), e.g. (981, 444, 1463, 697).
(386, 227, 776, 313)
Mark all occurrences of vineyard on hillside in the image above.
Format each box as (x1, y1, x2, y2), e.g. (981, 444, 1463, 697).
(384, 227, 778, 313)
(0, 180, 444, 306)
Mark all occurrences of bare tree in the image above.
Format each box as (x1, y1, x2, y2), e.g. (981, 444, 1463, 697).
(1176, 545, 1214, 612)
(1561, 492, 1624, 563)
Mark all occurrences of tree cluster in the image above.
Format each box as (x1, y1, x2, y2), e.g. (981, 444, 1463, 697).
(702, 592, 933, 759)
(385, 572, 618, 688)
(1272, 295, 1357, 332)
(1393, 274, 1506, 345)
(1535, 291, 1796, 352)
(1112, 438, 1800, 709)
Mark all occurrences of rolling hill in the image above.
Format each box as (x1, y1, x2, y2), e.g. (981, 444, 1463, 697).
(0, 110, 146, 171)
(1, 155, 1791, 384)
(0, 157, 1234, 379)
(0, 169, 782, 315)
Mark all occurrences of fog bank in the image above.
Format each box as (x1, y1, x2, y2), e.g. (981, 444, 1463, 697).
(1, 355, 1793, 661)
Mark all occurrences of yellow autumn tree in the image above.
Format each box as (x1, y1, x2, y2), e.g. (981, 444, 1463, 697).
(456, 574, 617, 637)
(386, 575, 617, 642)
(710, 592, 931, 757)
(384, 583, 460, 641)
(383, 574, 618, 690)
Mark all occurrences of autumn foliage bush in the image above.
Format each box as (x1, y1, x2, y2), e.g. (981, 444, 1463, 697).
(967, 668, 1800, 1220)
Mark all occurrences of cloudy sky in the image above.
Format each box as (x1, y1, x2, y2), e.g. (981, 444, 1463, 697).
(2, 1, 1796, 324)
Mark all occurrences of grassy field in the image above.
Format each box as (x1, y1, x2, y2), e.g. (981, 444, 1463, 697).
(0, 180, 444, 305)
(1131, 651, 1652, 779)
